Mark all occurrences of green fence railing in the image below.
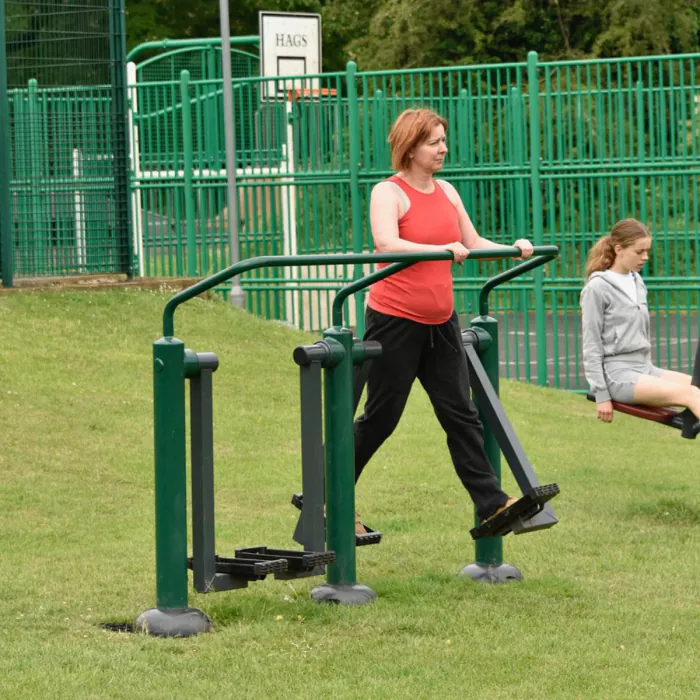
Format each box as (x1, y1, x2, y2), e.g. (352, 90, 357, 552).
(123, 51, 700, 391)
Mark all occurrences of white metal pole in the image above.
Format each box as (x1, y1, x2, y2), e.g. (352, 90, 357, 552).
(282, 97, 300, 327)
(127, 62, 145, 277)
(219, 1, 245, 307)
(73, 149, 86, 270)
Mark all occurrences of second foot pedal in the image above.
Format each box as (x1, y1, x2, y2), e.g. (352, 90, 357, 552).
(291, 492, 382, 546)
(235, 545, 335, 580)
(470, 484, 560, 540)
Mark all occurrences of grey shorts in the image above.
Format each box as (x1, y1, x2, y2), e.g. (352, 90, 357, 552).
(603, 353, 663, 402)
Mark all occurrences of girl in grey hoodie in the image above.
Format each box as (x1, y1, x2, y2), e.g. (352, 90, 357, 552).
(580, 218, 700, 423)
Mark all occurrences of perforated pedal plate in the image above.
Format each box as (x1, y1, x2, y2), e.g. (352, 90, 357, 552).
(235, 545, 336, 570)
(356, 528, 382, 546)
(291, 492, 382, 546)
(470, 484, 560, 540)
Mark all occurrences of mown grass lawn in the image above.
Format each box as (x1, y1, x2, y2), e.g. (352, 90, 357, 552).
(1, 289, 698, 700)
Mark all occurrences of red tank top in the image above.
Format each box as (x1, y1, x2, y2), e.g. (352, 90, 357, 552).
(368, 175, 460, 324)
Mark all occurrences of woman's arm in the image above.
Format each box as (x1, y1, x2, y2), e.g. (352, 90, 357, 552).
(438, 180, 534, 258)
(581, 282, 614, 421)
(369, 182, 469, 262)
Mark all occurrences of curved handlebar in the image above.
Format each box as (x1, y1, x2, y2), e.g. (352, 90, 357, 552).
(161, 246, 559, 337)
(477, 245, 559, 317)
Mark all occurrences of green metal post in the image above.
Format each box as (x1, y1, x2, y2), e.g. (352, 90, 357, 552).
(527, 51, 547, 386)
(27, 80, 42, 274)
(152, 337, 189, 610)
(311, 325, 376, 604)
(135, 336, 211, 636)
(0, 0, 13, 286)
(469, 315, 503, 568)
(109, 0, 134, 278)
(511, 88, 527, 240)
(180, 70, 197, 277)
(323, 327, 355, 585)
(346, 62, 366, 337)
(636, 80, 647, 224)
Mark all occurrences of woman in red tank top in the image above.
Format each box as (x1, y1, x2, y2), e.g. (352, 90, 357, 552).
(353, 108, 534, 532)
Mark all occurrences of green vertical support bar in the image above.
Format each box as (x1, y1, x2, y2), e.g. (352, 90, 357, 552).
(0, 0, 13, 286)
(470, 315, 503, 569)
(27, 80, 42, 274)
(205, 49, 219, 168)
(136, 335, 211, 636)
(511, 88, 526, 238)
(323, 329, 355, 586)
(109, 0, 134, 277)
(347, 62, 365, 337)
(152, 337, 188, 610)
(180, 70, 197, 277)
(527, 52, 547, 386)
(636, 81, 647, 224)
(311, 327, 375, 604)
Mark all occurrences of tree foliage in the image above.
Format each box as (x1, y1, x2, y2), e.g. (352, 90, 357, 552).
(126, 0, 324, 53)
(125, 0, 700, 70)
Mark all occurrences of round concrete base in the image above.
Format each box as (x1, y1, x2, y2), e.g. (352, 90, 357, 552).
(134, 607, 212, 637)
(458, 562, 523, 584)
(310, 583, 377, 605)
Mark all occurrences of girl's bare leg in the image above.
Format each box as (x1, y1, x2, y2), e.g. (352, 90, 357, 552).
(633, 374, 700, 417)
(658, 369, 692, 386)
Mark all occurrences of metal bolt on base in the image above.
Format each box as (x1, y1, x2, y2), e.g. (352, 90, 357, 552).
(458, 562, 522, 584)
(310, 583, 377, 605)
(134, 607, 212, 637)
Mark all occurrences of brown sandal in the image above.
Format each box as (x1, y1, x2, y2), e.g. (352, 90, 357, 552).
(482, 497, 518, 524)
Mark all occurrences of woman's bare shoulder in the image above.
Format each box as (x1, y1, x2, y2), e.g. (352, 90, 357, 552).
(372, 180, 397, 196)
(435, 179, 462, 207)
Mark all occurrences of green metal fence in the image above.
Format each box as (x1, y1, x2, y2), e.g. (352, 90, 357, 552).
(125, 50, 700, 390)
(539, 54, 700, 389)
(5, 35, 700, 390)
(0, 0, 131, 282)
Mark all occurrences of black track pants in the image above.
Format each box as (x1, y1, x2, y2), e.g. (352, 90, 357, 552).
(353, 307, 508, 521)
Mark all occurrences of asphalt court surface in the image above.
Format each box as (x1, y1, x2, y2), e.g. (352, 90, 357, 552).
(461, 311, 699, 390)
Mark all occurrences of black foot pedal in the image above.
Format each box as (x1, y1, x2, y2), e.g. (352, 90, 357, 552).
(187, 554, 288, 581)
(680, 408, 700, 440)
(470, 484, 560, 540)
(355, 526, 382, 547)
(235, 546, 335, 579)
(292, 492, 382, 546)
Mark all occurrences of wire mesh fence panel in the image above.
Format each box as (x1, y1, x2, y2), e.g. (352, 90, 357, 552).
(2, 0, 130, 278)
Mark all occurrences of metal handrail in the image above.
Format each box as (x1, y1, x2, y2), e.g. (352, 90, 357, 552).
(477, 245, 559, 317)
(162, 246, 560, 337)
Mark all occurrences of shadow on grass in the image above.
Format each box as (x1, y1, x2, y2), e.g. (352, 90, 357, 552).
(100, 622, 137, 633)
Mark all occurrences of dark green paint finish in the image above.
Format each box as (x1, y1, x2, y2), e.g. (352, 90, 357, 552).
(470, 315, 503, 567)
(322, 326, 357, 586)
(153, 336, 188, 610)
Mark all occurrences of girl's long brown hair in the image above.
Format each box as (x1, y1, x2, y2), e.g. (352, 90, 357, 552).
(584, 218, 651, 279)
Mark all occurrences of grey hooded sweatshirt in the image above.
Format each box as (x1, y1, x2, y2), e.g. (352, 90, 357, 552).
(580, 270, 651, 403)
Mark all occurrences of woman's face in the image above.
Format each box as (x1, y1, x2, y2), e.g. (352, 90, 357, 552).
(615, 236, 652, 273)
(410, 124, 448, 173)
